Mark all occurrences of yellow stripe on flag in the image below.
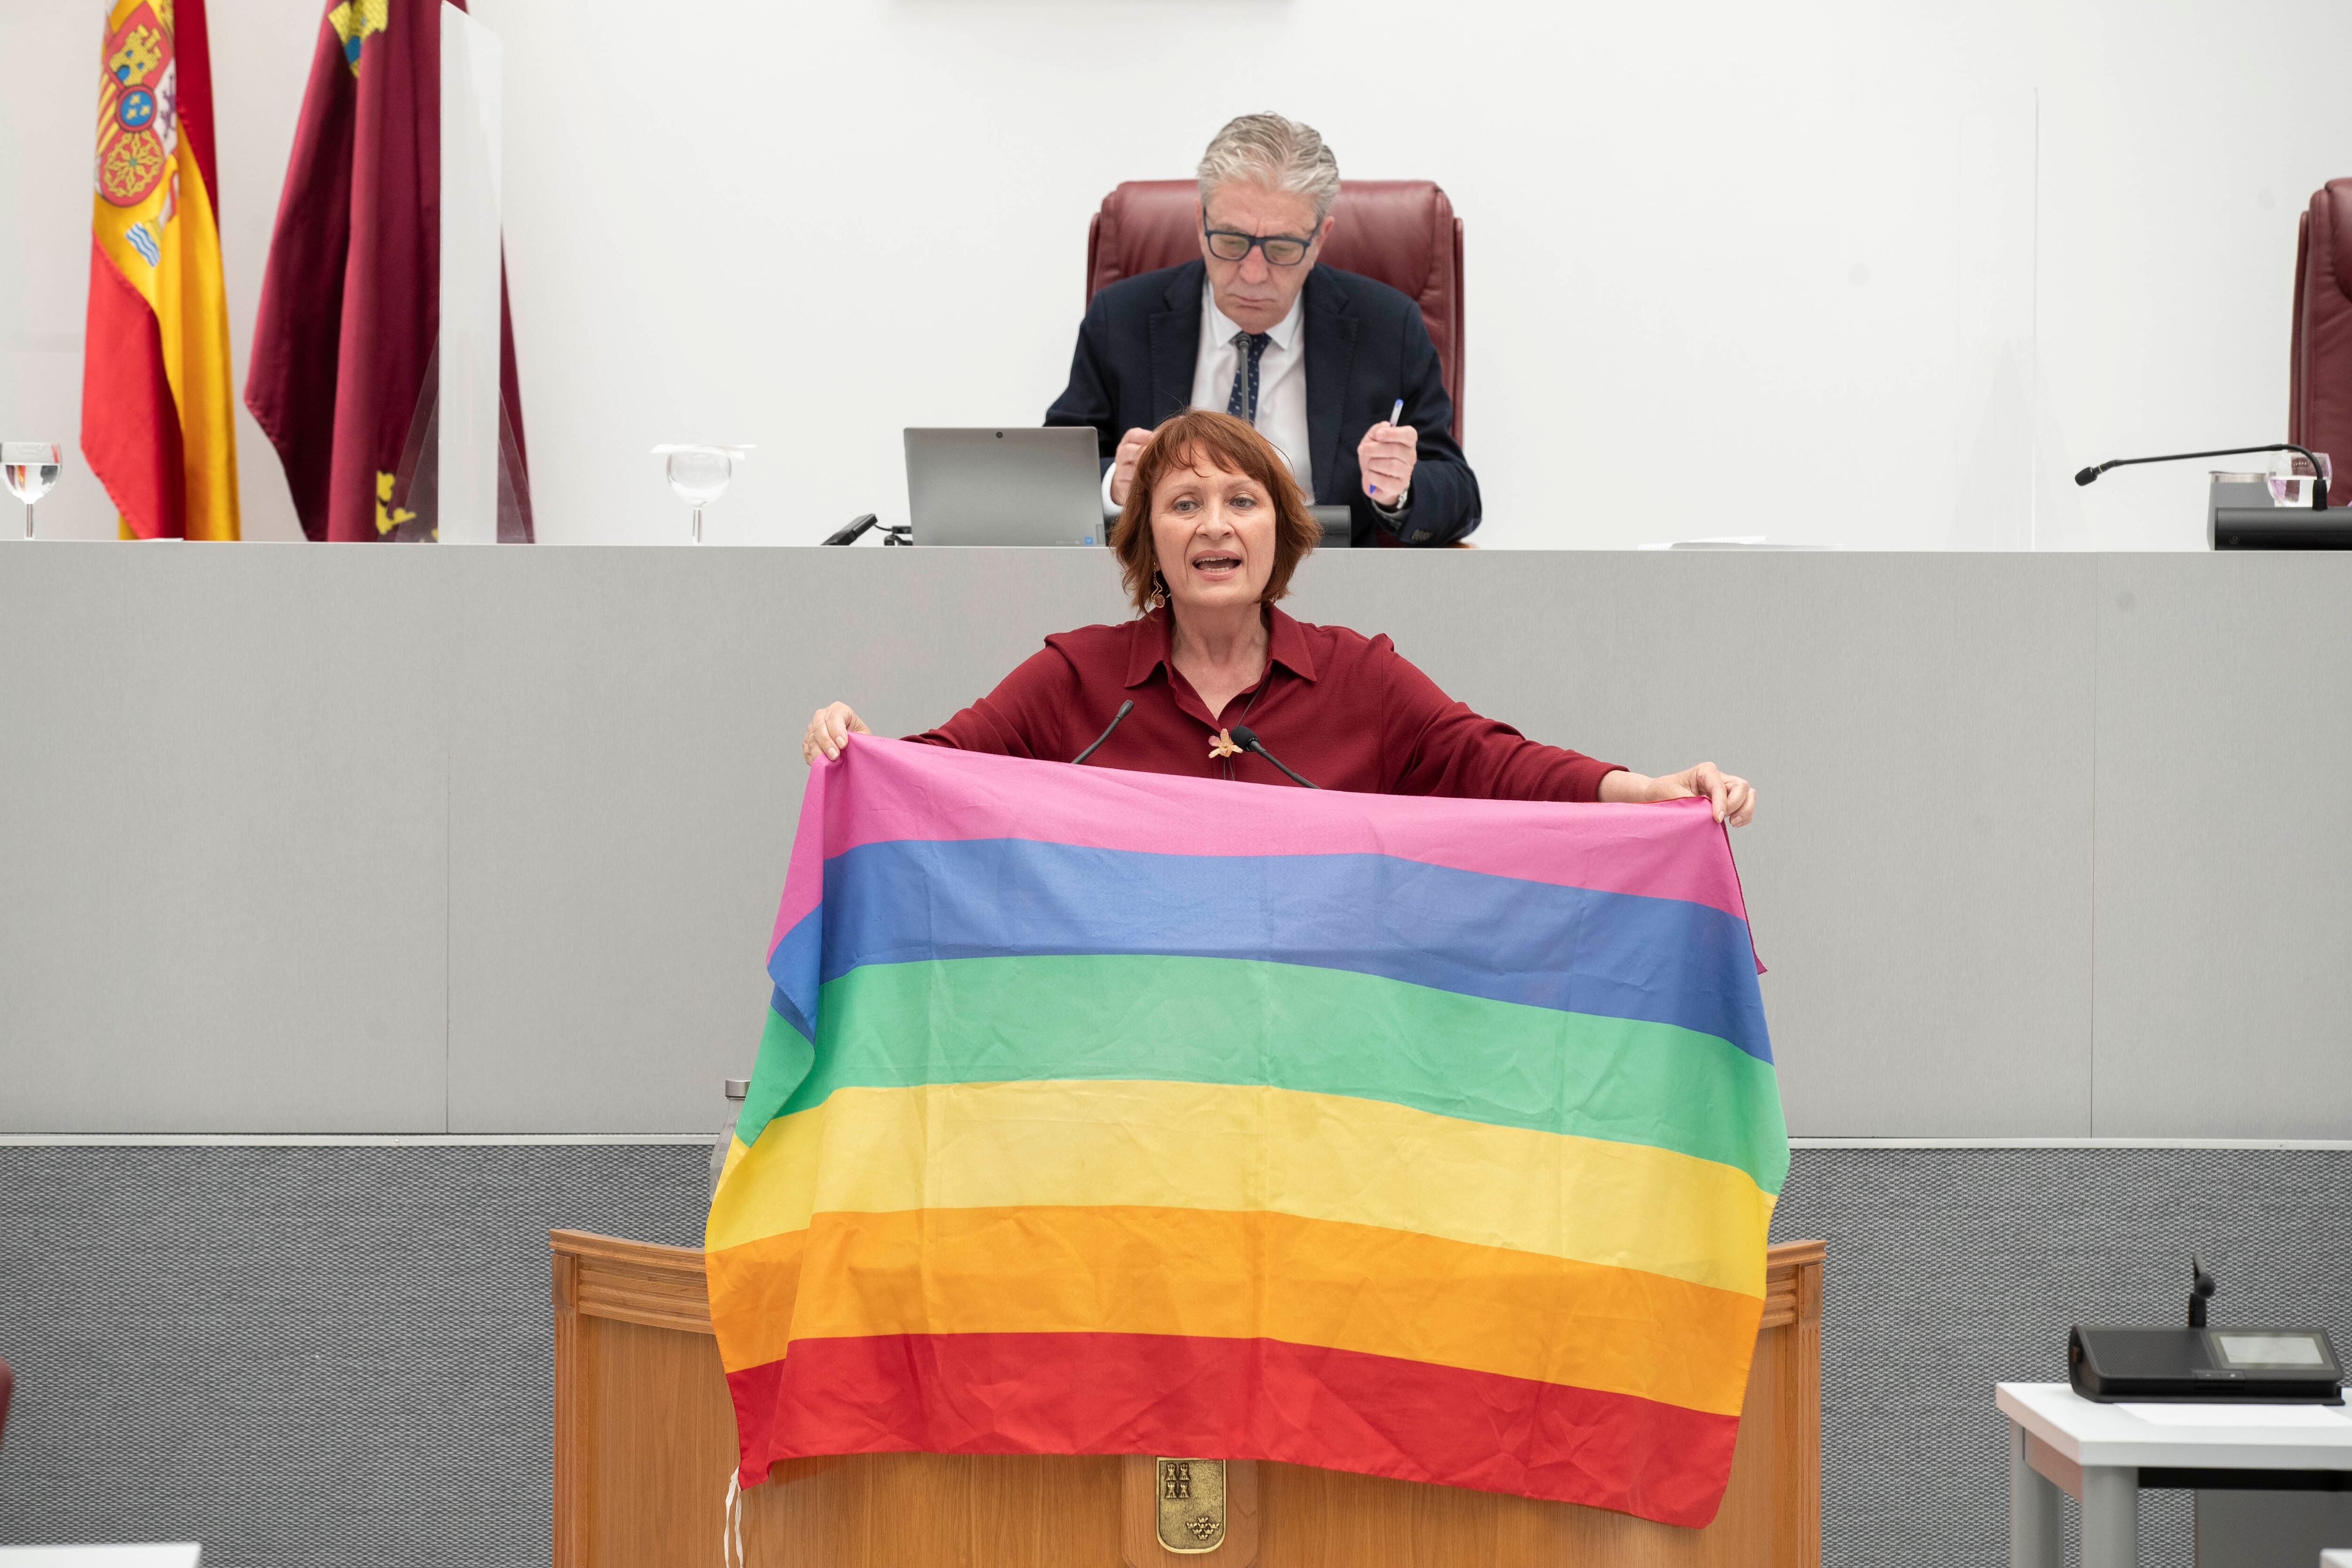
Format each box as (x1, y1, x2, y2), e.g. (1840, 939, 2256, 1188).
(706, 1079, 1773, 1297)
(155, 154, 239, 540)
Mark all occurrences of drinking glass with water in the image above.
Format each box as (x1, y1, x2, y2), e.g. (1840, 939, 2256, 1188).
(2269, 450, 2331, 507)
(2, 442, 62, 539)
(653, 444, 753, 544)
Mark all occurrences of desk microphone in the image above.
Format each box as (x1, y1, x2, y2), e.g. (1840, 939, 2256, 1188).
(1228, 725, 1319, 789)
(2076, 443, 2329, 509)
(1071, 700, 1134, 765)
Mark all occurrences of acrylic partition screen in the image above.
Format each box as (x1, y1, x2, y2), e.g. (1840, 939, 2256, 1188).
(437, 2, 503, 546)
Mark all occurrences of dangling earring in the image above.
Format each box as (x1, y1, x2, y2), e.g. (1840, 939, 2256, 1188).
(1146, 571, 1168, 613)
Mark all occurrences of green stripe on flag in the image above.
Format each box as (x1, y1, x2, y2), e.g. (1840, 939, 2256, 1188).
(774, 954, 1787, 1193)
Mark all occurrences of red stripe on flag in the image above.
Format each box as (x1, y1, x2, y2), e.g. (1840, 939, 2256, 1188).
(80, 240, 184, 539)
(725, 1331, 1741, 1528)
(173, 0, 220, 201)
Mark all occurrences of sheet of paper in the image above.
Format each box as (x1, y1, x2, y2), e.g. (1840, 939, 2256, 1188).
(2120, 1402, 2352, 1427)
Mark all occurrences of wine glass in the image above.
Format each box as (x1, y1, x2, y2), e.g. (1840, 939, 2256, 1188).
(3, 443, 63, 539)
(652, 444, 753, 542)
(2268, 450, 2332, 507)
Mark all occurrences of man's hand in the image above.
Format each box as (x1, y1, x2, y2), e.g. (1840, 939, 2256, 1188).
(1599, 762, 1757, 826)
(802, 703, 872, 764)
(1358, 420, 1419, 505)
(1107, 427, 1152, 508)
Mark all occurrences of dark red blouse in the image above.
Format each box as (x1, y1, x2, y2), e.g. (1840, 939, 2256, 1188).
(910, 606, 1624, 800)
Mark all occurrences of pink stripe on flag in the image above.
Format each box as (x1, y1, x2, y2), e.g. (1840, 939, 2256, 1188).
(771, 736, 1749, 944)
(767, 749, 834, 958)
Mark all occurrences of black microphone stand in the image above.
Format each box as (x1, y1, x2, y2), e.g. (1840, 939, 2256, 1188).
(1071, 700, 1134, 766)
(1228, 725, 1318, 789)
(2076, 444, 2329, 509)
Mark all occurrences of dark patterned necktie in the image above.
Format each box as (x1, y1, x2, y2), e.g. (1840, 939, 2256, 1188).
(1225, 331, 1272, 423)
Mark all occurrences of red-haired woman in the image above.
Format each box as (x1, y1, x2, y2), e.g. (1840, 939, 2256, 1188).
(802, 410, 1753, 822)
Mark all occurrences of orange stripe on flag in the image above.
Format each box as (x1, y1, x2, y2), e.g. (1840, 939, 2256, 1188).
(706, 1204, 1764, 1416)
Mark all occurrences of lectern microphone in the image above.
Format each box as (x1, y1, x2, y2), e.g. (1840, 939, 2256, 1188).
(2075, 443, 2329, 509)
(1228, 726, 1319, 790)
(1071, 700, 1134, 766)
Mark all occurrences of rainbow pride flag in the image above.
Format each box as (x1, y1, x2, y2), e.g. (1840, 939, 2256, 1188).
(707, 736, 1785, 1527)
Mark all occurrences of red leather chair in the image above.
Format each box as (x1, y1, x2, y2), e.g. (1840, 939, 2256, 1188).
(1086, 180, 1466, 442)
(2290, 180, 2352, 477)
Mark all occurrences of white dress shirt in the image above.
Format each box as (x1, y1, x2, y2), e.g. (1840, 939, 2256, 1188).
(1193, 282, 1313, 499)
(1101, 281, 1312, 513)
(1099, 277, 1409, 519)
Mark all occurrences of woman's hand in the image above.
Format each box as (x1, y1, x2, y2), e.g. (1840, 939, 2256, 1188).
(802, 703, 872, 763)
(1600, 762, 1756, 826)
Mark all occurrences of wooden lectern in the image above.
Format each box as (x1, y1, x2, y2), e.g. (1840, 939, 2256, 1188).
(553, 1231, 1823, 1568)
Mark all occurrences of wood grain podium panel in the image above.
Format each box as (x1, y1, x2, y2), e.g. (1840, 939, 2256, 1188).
(553, 1231, 1823, 1568)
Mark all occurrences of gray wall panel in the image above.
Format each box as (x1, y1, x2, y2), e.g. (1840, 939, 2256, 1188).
(442, 547, 1129, 1132)
(0, 546, 451, 1132)
(2092, 554, 2352, 1136)
(3, 544, 2346, 1135)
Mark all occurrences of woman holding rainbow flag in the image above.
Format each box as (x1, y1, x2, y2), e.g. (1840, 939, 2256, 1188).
(750, 408, 1781, 1526)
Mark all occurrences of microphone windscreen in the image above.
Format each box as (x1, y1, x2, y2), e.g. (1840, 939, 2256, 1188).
(2074, 467, 2100, 486)
(1228, 725, 1261, 751)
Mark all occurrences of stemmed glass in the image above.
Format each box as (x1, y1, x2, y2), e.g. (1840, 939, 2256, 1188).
(653, 444, 753, 542)
(2269, 450, 2333, 507)
(3, 443, 63, 539)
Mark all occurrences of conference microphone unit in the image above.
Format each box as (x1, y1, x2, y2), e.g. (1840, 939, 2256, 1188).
(2074, 443, 2328, 506)
(1228, 725, 1319, 789)
(2208, 508, 2352, 549)
(819, 513, 913, 546)
(1071, 700, 1134, 765)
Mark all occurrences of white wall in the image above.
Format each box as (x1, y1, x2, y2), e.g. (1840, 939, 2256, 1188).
(6, 0, 2347, 549)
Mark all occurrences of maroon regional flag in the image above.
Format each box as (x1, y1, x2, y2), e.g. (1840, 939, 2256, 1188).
(245, 0, 532, 541)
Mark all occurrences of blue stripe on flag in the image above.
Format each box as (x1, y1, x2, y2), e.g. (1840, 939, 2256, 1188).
(769, 838, 1771, 1063)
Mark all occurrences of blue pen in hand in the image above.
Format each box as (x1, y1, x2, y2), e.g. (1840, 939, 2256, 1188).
(1369, 399, 1404, 495)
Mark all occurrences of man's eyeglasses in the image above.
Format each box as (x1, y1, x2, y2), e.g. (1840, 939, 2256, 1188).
(1202, 217, 1314, 267)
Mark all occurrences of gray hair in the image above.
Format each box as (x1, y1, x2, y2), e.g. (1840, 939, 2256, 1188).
(1196, 113, 1342, 224)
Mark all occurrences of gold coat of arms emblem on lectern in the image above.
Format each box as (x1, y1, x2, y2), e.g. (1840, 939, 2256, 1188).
(1154, 1457, 1227, 1552)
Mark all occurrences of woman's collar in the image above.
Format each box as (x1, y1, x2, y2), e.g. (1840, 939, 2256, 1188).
(1123, 604, 1318, 687)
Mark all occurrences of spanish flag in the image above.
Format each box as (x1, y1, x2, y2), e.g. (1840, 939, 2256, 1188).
(82, 0, 240, 541)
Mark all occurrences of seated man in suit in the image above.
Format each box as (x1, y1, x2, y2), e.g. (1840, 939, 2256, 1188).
(1047, 113, 1479, 546)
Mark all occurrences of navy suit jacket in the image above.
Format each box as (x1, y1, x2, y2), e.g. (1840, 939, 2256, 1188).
(1044, 259, 1480, 546)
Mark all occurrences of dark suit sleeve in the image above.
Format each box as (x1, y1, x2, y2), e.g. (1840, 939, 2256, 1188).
(1045, 299, 1120, 465)
(1369, 306, 1479, 546)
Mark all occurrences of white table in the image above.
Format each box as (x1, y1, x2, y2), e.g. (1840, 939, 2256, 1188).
(2001, 1382, 2352, 1568)
(0, 1551, 200, 1567)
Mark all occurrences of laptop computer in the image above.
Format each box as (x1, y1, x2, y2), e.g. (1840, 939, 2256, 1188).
(904, 428, 1105, 546)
